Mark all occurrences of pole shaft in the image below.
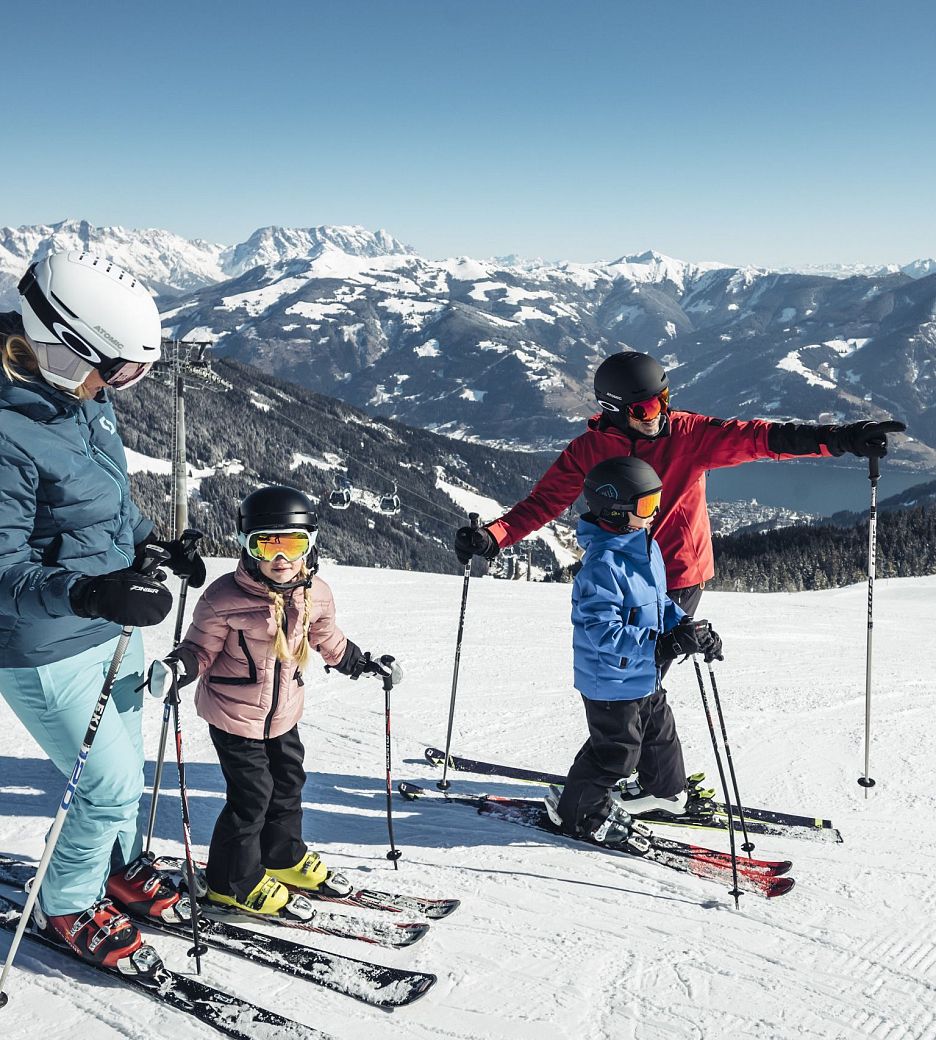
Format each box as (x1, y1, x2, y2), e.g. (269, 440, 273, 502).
(706, 664, 753, 855)
(861, 467, 879, 796)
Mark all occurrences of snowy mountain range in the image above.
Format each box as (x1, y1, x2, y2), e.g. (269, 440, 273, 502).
(3, 219, 935, 465)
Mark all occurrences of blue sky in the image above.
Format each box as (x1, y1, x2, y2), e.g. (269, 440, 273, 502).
(6, 1, 935, 265)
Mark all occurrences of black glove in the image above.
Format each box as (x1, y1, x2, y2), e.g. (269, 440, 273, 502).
(332, 640, 368, 678)
(820, 420, 906, 459)
(70, 567, 173, 627)
(137, 534, 206, 589)
(454, 525, 499, 566)
(656, 619, 724, 664)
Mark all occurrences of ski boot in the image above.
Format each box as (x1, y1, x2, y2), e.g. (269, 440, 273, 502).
(106, 853, 191, 924)
(34, 898, 161, 975)
(206, 872, 290, 916)
(267, 851, 353, 898)
(545, 786, 652, 853)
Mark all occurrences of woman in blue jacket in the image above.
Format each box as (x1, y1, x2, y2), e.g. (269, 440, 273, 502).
(0, 253, 203, 970)
(548, 457, 724, 843)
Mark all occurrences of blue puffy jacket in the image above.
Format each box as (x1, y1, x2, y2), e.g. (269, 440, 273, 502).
(0, 369, 153, 666)
(571, 519, 684, 701)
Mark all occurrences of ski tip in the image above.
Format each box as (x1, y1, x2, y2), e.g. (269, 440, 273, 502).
(398, 782, 423, 800)
(767, 876, 796, 898)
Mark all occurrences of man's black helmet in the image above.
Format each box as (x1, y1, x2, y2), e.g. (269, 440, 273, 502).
(583, 457, 663, 526)
(238, 485, 318, 534)
(594, 351, 668, 411)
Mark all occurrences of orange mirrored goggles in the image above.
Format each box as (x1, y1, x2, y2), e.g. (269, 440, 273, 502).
(240, 528, 317, 562)
(627, 388, 669, 422)
(632, 488, 662, 518)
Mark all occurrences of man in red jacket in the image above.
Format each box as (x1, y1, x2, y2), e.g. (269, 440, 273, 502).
(455, 351, 905, 622)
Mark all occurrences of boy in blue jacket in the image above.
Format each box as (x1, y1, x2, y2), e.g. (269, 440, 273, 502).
(548, 456, 723, 843)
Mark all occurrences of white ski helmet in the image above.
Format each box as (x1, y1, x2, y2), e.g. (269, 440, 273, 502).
(18, 251, 161, 392)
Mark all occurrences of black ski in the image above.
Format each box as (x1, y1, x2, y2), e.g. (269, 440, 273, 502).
(0, 894, 329, 1039)
(0, 857, 434, 1007)
(398, 782, 795, 900)
(424, 746, 842, 842)
(152, 855, 460, 920)
(139, 911, 436, 1008)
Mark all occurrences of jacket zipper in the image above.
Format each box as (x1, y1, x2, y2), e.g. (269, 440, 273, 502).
(264, 609, 288, 739)
(79, 415, 132, 567)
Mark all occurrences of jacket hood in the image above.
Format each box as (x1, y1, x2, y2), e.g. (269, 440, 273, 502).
(576, 517, 652, 559)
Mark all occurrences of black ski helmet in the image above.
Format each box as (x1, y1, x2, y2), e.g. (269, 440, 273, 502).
(594, 351, 668, 412)
(237, 485, 319, 585)
(583, 457, 662, 527)
(238, 485, 319, 535)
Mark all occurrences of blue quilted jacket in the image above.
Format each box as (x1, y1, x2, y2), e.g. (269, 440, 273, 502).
(571, 519, 684, 701)
(0, 369, 153, 666)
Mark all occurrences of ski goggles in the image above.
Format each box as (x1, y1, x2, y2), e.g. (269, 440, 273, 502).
(627, 388, 669, 422)
(239, 527, 318, 562)
(602, 488, 663, 523)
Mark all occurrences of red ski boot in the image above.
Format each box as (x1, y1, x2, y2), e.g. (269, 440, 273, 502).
(106, 853, 191, 924)
(36, 898, 152, 973)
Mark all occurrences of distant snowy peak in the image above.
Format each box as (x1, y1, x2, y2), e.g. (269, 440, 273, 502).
(774, 259, 936, 280)
(222, 225, 412, 277)
(606, 249, 729, 292)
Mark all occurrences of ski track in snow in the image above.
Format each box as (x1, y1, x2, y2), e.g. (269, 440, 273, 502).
(1, 563, 934, 1039)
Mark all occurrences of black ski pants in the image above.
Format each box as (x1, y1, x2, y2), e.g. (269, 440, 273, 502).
(206, 724, 308, 901)
(659, 583, 704, 680)
(557, 690, 686, 835)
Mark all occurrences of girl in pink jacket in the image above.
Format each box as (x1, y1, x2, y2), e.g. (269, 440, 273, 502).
(156, 485, 400, 916)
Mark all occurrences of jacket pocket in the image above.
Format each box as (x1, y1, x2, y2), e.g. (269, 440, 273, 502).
(209, 631, 258, 686)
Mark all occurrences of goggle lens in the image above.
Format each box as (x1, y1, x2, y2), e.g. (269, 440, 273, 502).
(627, 388, 669, 422)
(244, 529, 316, 562)
(632, 489, 662, 519)
(101, 359, 153, 389)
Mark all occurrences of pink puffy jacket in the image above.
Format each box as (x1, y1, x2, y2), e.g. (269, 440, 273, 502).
(179, 561, 348, 740)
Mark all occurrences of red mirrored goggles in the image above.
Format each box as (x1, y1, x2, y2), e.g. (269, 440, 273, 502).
(627, 387, 669, 422)
(239, 528, 318, 563)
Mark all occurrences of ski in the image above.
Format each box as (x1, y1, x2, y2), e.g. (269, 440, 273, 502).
(424, 746, 842, 842)
(151, 854, 460, 921)
(0, 894, 330, 1039)
(0, 854, 429, 949)
(138, 911, 436, 1008)
(398, 782, 795, 900)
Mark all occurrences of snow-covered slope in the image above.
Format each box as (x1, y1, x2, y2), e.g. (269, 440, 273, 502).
(1, 565, 934, 1039)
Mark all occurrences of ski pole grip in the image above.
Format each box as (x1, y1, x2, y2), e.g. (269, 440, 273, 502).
(868, 455, 880, 481)
(179, 528, 204, 558)
(135, 544, 171, 578)
(469, 512, 480, 531)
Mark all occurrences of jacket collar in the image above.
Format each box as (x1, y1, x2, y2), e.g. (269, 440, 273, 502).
(0, 368, 83, 422)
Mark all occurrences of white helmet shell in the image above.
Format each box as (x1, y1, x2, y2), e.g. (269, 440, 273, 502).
(19, 252, 161, 369)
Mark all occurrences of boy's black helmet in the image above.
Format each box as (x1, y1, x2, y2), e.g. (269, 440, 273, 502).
(583, 457, 662, 523)
(238, 485, 318, 534)
(594, 351, 668, 411)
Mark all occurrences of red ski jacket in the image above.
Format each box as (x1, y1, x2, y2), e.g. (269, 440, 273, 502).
(487, 412, 830, 590)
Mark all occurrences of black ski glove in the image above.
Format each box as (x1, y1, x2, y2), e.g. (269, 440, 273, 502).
(454, 525, 499, 565)
(331, 640, 368, 678)
(820, 420, 906, 459)
(768, 419, 906, 458)
(656, 619, 724, 664)
(70, 567, 173, 627)
(136, 532, 206, 588)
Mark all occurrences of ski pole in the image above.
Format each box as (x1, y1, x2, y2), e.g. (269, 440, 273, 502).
(144, 529, 202, 854)
(167, 667, 208, 971)
(380, 657, 402, 869)
(692, 656, 741, 909)
(858, 455, 880, 797)
(438, 513, 480, 791)
(705, 663, 753, 855)
(0, 545, 170, 1008)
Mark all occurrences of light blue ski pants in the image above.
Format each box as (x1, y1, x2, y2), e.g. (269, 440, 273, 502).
(0, 629, 146, 915)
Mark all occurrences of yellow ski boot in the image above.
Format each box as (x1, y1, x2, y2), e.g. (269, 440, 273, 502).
(206, 873, 289, 916)
(267, 851, 352, 897)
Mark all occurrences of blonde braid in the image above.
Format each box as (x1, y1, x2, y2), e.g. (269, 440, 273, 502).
(267, 563, 314, 667)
